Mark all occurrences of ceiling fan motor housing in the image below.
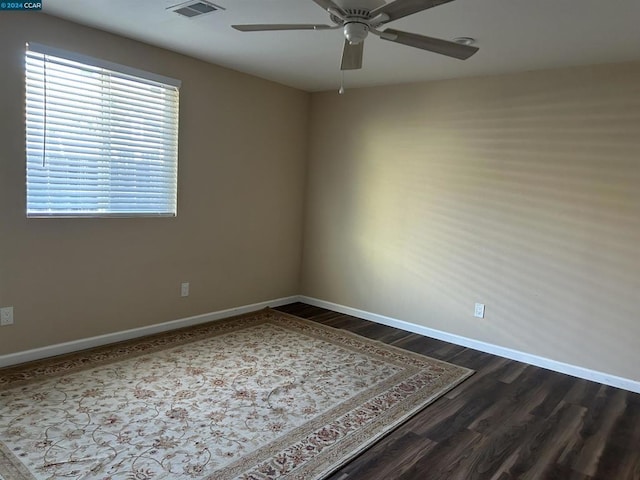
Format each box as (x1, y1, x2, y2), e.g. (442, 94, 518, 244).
(344, 21, 369, 44)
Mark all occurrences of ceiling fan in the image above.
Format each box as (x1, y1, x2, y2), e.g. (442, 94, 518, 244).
(232, 0, 479, 71)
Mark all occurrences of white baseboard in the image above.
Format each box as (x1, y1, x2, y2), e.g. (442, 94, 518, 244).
(299, 296, 640, 394)
(4, 294, 638, 394)
(0, 296, 298, 368)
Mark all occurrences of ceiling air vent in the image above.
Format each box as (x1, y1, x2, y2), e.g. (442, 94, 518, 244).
(171, 1, 223, 18)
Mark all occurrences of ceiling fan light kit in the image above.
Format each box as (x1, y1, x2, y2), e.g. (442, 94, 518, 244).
(232, 0, 479, 90)
(344, 22, 369, 45)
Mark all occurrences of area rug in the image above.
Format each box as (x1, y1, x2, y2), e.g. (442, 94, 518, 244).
(0, 308, 473, 480)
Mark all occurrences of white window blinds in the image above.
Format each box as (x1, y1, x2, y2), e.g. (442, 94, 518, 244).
(25, 43, 180, 217)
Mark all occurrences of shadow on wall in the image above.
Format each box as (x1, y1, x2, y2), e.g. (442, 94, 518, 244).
(304, 64, 640, 381)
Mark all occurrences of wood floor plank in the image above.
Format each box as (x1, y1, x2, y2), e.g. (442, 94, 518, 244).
(412, 374, 505, 441)
(397, 428, 483, 480)
(325, 433, 438, 480)
(445, 357, 512, 401)
(498, 360, 529, 384)
(274, 303, 640, 480)
(493, 402, 586, 480)
(462, 414, 542, 479)
(594, 392, 640, 480)
(529, 372, 577, 419)
(565, 387, 628, 476)
(563, 378, 604, 407)
(467, 369, 551, 435)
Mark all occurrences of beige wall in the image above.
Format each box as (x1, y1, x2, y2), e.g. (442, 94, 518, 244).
(0, 13, 309, 354)
(302, 63, 640, 382)
(2, 14, 639, 386)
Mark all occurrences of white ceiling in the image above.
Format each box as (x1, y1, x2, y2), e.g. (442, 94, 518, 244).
(44, 0, 640, 92)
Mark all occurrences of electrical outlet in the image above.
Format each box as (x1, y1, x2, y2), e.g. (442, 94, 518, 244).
(181, 282, 190, 297)
(1, 307, 14, 326)
(474, 303, 485, 319)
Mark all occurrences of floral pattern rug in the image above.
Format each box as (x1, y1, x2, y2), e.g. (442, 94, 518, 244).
(0, 309, 473, 480)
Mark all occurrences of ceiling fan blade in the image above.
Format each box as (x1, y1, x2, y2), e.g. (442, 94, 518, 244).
(371, 0, 455, 23)
(232, 24, 333, 32)
(381, 28, 478, 59)
(341, 40, 364, 70)
(311, 0, 344, 13)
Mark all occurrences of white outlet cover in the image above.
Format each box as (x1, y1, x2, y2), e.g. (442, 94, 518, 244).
(1, 306, 14, 326)
(474, 303, 485, 318)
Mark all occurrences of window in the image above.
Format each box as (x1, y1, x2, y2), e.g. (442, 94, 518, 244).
(25, 43, 180, 217)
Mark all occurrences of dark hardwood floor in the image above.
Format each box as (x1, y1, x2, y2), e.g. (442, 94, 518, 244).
(274, 302, 640, 480)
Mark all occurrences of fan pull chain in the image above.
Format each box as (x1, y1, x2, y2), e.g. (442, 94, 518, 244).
(338, 70, 345, 95)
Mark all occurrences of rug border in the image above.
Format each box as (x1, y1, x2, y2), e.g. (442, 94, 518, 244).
(0, 308, 271, 389)
(270, 310, 474, 479)
(0, 308, 473, 389)
(312, 362, 473, 480)
(271, 308, 475, 377)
